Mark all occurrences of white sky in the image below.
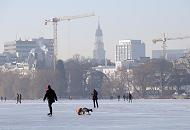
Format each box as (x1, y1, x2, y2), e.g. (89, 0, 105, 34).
(0, 0, 190, 61)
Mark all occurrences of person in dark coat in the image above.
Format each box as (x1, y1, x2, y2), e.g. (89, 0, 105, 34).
(117, 95, 120, 101)
(19, 94, 22, 104)
(43, 85, 58, 116)
(128, 92, 132, 103)
(123, 94, 126, 101)
(91, 89, 98, 108)
(16, 93, 19, 104)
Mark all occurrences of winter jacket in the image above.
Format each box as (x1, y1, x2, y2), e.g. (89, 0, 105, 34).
(43, 88, 57, 103)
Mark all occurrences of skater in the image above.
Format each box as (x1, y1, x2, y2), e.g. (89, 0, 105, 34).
(117, 95, 120, 101)
(1, 96, 3, 101)
(123, 94, 126, 101)
(16, 93, 19, 104)
(128, 92, 132, 103)
(19, 94, 22, 104)
(91, 89, 98, 108)
(69, 96, 72, 100)
(4, 97, 6, 102)
(43, 85, 57, 116)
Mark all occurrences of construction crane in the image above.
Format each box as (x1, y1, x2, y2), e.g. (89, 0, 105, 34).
(45, 12, 95, 69)
(152, 33, 190, 59)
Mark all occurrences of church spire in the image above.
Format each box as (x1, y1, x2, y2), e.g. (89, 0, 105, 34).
(95, 17, 102, 37)
(93, 19, 105, 64)
(98, 16, 100, 29)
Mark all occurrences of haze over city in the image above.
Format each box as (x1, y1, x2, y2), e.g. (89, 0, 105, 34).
(1, 1, 190, 130)
(0, 0, 190, 61)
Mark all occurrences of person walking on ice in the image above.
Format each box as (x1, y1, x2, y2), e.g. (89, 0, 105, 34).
(43, 85, 57, 116)
(16, 93, 19, 104)
(123, 94, 126, 101)
(91, 89, 98, 108)
(117, 95, 120, 101)
(128, 92, 133, 103)
(19, 94, 22, 104)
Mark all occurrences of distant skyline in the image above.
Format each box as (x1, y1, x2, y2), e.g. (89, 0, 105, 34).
(1, 0, 190, 61)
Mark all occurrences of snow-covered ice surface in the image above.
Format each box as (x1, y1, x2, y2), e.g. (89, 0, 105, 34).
(0, 99, 190, 130)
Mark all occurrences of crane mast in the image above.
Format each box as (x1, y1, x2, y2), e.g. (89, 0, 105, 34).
(45, 13, 95, 70)
(152, 33, 190, 59)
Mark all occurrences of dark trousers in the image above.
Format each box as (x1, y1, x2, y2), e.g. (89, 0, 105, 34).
(48, 101, 53, 114)
(93, 99, 98, 108)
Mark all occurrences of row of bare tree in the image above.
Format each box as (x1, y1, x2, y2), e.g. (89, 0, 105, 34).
(112, 59, 190, 98)
(0, 56, 189, 99)
(0, 55, 108, 99)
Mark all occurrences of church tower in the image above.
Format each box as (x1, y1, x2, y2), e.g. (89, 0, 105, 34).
(93, 21, 105, 64)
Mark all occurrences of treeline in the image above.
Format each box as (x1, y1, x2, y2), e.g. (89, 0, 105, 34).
(0, 55, 190, 99)
(0, 55, 113, 99)
(112, 58, 190, 98)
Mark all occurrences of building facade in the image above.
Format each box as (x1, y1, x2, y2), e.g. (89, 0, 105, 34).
(4, 41, 16, 54)
(93, 65, 116, 78)
(4, 37, 54, 63)
(93, 22, 106, 64)
(152, 49, 187, 60)
(115, 40, 145, 68)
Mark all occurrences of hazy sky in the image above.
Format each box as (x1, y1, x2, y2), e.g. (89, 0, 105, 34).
(0, 0, 190, 61)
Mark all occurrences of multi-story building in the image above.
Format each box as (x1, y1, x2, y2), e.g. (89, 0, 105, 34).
(4, 37, 54, 62)
(4, 41, 16, 54)
(16, 40, 38, 62)
(0, 53, 6, 65)
(28, 46, 53, 70)
(93, 22, 106, 64)
(92, 65, 116, 78)
(152, 49, 186, 60)
(32, 37, 54, 56)
(115, 40, 145, 68)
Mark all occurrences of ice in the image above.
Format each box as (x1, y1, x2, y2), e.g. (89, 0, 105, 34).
(0, 99, 190, 130)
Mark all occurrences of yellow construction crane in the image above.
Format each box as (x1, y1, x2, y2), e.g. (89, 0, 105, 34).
(152, 33, 190, 59)
(45, 12, 95, 69)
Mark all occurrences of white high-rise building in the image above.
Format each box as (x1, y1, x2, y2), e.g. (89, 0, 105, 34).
(115, 40, 145, 68)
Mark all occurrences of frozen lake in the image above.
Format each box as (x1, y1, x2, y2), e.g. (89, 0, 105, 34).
(0, 99, 190, 130)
